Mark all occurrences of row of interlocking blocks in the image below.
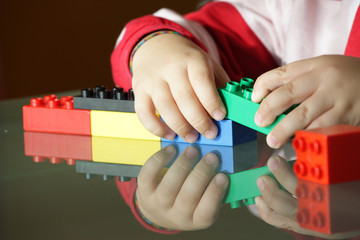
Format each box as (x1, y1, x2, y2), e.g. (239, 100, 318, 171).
(24, 131, 256, 173)
(22, 84, 259, 146)
(293, 124, 360, 185)
(296, 179, 360, 234)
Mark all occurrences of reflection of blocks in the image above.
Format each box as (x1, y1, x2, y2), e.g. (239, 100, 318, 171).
(23, 95, 91, 135)
(218, 78, 293, 135)
(225, 160, 295, 208)
(90, 110, 160, 141)
(296, 179, 360, 234)
(92, 136, 161, 165)
(73, 86, 135, 112)
(76, 161, 141, 181)
(24, 131, 92, 165)
(162, 119, 256, 146)
(293, 124, 360, 184)
(161, 141, 258, 173)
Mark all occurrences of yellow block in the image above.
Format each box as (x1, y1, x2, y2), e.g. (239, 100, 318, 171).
(90, 110, 160, 141)
(92, 136, 161, 165)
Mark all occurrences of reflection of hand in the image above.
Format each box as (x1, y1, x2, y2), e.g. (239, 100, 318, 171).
(252, 55, 360, 148)
(255, 156, 298, 231)
(255, 156, 360, 239)
(136, 145, 229, 230)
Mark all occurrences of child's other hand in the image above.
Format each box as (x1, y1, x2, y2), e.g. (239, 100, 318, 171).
(252, 55, 360, 148)
(136, 145, 229, 230)
(132, 33, 230, 142)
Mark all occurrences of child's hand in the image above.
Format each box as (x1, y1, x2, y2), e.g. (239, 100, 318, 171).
(256, 156, 360, 239)
(252, 55, 360, 148)
(136, 145, 229, 230)
(132, 33, 230, 142)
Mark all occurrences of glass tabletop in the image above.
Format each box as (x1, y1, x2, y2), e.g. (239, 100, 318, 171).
(0, 92, 359, 240)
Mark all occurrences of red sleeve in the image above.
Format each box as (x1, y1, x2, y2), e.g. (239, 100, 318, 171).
(110, 2, 278, 90)
(345, 6, 360, 57)
(116, 178, 181, 234)
(185, 2, 278, 81)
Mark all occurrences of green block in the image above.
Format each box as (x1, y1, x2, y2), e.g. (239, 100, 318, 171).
(218, 78, 287, 135)
(225, 160, 295, 209)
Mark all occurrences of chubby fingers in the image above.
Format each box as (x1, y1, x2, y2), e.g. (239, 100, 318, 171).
(156, 146, 200, 208)
(173, 152, 229, 229)
(187, 55, 228, 122)
(137, 145, 178, 196)
(134, 86, 177, 140)
(252, 59, 312, 103)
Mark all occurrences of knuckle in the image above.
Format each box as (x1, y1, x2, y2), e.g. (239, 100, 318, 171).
(174, 121, 192, 137)
(282, 81, 297, 98)
(189, 116, 209, 132)
(294, 104, 310, 122)
(192, 168, 211, 183)
(275, 65, 289, 77)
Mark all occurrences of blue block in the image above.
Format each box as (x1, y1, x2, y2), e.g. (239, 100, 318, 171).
(161, 141, 258, 173)
(161, 119, 257, 146)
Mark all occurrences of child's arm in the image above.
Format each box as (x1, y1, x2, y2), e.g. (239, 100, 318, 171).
(136, 145, 229, 230)
(252, 55, 360, 148)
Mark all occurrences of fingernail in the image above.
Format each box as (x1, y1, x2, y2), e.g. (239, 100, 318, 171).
(257, 178, 265, 191)
(251, 91, 257, 102)
(269, 157, 279, 172)
(267, 134, 279, 148)
(185, 146, 199, 159)
(254, 112, 263, 126)
(185, 131, 198, 143)
(164, 131, 176, 140)
(215, 173, 228, 188)
(205, 152, 219, 166)
(204, 126, 218, 139)
(213, 109, 226, 121)
(165, 145, 176, 155)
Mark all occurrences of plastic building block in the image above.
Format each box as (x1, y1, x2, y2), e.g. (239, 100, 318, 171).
(24, 131, 92, 165)
(161, 140, 258, 173)
(293, 124, 360, 184)
(225, 160, 295, 208)
(162, 119, 257, 146)
(218, 78, 295, 135)
(90, 110, 160, 141)
(73, 86, 135, 112)
(23, 95, 91, 135)
(76, 160, 141, 182)
(296, 179, 360, 234)
(92, 136, 161, 165)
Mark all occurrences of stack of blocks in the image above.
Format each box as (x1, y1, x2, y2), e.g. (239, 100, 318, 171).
(292, 124, 360, 233)
(23, 78, 298, 209)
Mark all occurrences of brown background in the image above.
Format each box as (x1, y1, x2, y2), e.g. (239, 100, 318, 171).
(0, 0, 199, 100)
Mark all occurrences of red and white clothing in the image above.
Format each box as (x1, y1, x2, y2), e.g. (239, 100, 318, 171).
(112, 0, 360, 234)
(111, 0, 360, 91)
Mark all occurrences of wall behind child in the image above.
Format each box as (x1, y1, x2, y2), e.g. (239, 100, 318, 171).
(0, 0, 198, 100)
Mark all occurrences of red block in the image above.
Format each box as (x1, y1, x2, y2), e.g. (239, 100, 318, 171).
(24, 131, 92, 165)
(296, 179, 360, 234)
(293, 124, 360, 184)
(23, 95, 91, 135)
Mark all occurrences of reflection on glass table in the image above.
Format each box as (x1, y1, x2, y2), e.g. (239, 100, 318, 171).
(22, 129, 360, 239)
